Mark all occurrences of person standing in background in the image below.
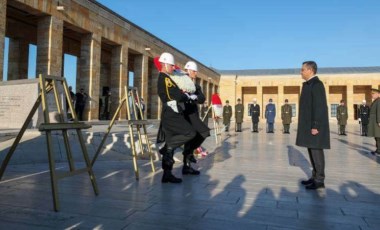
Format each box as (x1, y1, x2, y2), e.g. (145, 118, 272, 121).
(281, 99, 292, 134)
(358, 99, 370, 136)
(223, 100, 232, 131)
(265, 98, 276, 133)
(249, 98, 260, 133)
(336, 100, 348, 135)
(368, 88, 380, 155)
(235, 98, 244, 132)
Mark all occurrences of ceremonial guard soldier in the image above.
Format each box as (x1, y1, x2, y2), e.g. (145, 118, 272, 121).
(281, 99, 292, 134)
(249, 98, 260, 132)
(235, 98, 244, 132)
(358, 99, 370, 136)
(368, 88, 380, 155)
(223, 100, 232, 131)
(265, 98, 276, 133)
(336, 100, 348, 135)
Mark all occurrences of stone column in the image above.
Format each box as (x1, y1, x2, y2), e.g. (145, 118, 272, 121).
(110, 42, 128, 120)
(150, 65, 160, 119)
(346, 83, 354, 123)
(78, 33, 101, 121)
(133, 54, 149, 118)
(206, 80, 210, 104)
(7, 38, 29, 80)
(278, 85, 284, 122)
(257, 86, 263, 118)
(37, 16, 63, 76)
(0, 0, 6, 81)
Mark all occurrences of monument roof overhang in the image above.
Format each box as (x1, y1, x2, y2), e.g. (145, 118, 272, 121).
(217, 66, 380, 76)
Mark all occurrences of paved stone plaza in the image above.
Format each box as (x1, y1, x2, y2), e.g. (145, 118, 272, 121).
(0, 123, 380, 229)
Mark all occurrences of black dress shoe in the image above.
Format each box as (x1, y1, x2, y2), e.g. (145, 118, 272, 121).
(162, 174, 182, 183)
(301, 178, 314, 185)
(182, 166, 200, 175)
(306, 182, 325, 190)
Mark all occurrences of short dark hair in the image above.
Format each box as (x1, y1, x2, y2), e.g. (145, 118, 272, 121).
(302, 61, 318, 74)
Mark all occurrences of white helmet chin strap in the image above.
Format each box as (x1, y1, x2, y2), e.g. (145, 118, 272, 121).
(164, 63, 170, 73)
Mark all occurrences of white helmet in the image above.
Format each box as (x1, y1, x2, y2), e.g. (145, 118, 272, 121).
(184, 61, 198, 72)
(159, 52, 175, 65)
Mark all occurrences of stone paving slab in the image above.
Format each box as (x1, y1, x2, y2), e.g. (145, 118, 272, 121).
(0, 123, 379, 229)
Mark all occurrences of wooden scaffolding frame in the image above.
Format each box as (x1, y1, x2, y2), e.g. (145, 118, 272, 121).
(91, 86, 155, 179)
(0, 74, 99, 211)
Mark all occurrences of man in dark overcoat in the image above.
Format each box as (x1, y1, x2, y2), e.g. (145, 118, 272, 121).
(281, 99, 292, 134)
(235, 98, 244, 132)
(223, 100, 232, 131)
(368, 88, 380, 155)
(296, 61, 330, 190)
(265, 99, 276, 133)
(336, 100, 348, 135)
(249, 98, 260, 132)
(358, 99, 370, 136)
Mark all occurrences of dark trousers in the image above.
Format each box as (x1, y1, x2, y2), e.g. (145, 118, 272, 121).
(339, 125, 346, 134)
(183, 132, 206, 156)
(75, 104, 85, 121)
(307, 148, 325, 183)
(361, 124, 368, 135)
(236, 123, 242, 132)
(252, 122, 258, 132)
(267, 122, 274, 132)
(283, 124, 290, 133)
(376, 137, 380, 153)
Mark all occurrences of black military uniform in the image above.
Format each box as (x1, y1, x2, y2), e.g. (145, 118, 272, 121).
(182, 84, 210, 175)
(358, 102, 370, 136)
(156, 72, 196, 183)
(249, 103, 260, 132)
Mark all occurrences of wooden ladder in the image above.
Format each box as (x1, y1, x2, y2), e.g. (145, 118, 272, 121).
(91, 86, 155, 179)
(0, 74, 99, 211)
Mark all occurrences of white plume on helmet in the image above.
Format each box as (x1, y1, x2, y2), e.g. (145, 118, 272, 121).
(184, 61, 198, 72)
(159, 52, 175, 65)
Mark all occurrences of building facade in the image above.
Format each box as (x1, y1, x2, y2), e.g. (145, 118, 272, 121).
(0, 0, 220, 120)
(219, 67, 380, 124)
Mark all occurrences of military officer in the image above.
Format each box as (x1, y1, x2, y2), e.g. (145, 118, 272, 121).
(281, 99, 292, 134)
(358, 99, 370, 136)
(368, 88, 380, 155)
(336, 99, 348, 135)
(235, 98, 244, 132)
(223, 100, 232, 131)
(265, 98, 276, 133)
(249, 98, 260, 132)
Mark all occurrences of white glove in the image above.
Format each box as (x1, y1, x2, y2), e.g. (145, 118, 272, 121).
(189, 94, 198, 101)
(358, 118, 361, 122)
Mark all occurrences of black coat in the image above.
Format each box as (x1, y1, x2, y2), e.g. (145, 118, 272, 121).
(249, 104, 260, 123)
(358, 105, 370, 125)
(183, 84, 210, 138)
(296, 76, 330, 149)
(156, 72, 196, 148)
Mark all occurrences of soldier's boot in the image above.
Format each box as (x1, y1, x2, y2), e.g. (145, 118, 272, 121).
(162, 148, 182, 183)
(182, 154, 200, 175)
